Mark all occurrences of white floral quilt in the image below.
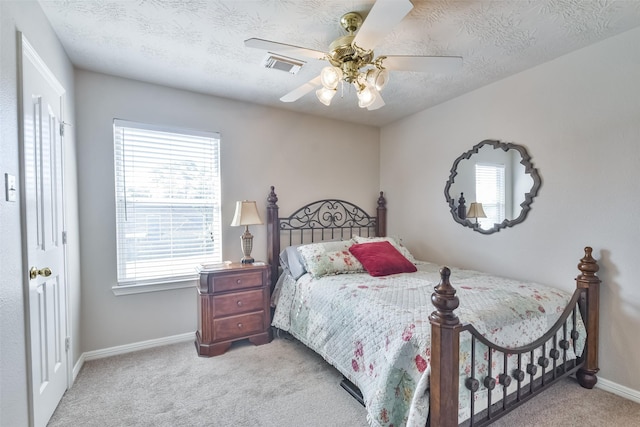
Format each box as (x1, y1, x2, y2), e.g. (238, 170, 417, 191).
(272, 262, 585, 427)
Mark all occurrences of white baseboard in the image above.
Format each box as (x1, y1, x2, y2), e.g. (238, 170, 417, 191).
(596, 377, 640, 404)
(72, 354, 84, 382)
(71, 332, 194, 383)
(70, 335, 640, 407)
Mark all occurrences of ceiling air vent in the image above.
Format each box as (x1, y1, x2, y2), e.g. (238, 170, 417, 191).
(262, 53, 305, 75)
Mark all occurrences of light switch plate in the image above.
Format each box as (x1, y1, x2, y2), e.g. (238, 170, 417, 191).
(5, 173, 16, 202)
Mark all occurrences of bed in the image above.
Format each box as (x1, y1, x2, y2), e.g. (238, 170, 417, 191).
(265, 186, 601, 427)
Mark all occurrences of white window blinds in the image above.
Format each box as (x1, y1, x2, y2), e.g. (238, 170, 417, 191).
(113, 120, 221, 286)
(475, 163, 506, 229)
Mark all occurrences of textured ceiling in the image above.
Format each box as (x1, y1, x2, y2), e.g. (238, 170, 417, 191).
(39, 0, 640, 127)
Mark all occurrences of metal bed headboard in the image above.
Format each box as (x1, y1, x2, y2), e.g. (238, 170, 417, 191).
(266, 186, 386, 289)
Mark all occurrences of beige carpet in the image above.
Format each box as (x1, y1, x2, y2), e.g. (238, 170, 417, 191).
(49, 336, 640, 426)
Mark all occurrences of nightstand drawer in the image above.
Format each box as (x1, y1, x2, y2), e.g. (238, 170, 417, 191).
(214, 289, 264, 317)
(213, 271, 264, 293)
(213, 311, 265, 341)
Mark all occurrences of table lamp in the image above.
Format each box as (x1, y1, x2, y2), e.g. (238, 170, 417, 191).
(466, 202, 487, 226)
(230, 200, 263, 263)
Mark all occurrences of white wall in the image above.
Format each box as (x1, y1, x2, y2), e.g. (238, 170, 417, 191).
(380, 27, 640, 392)
(0, 1, 81, 425)
(74, 70, 380, 352)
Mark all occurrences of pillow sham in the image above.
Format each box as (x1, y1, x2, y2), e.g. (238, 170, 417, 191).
(279, 245, 307, 280)
(348, 241, 417, 277)
(351, 235, 417, 264)
(297, 240, 364, 278)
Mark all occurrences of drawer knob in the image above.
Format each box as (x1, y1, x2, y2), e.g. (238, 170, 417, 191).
(237, 300, 243, 306)
(237, 323, 243, 329)
(236, 279, 242, 284)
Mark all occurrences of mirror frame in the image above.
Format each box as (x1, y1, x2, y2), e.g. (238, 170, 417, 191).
(444, 139, 542, 235)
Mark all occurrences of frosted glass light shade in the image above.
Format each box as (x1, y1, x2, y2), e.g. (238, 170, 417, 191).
(366, 68, 389, 91)
(320, 66, 343, 89)
(357, 85, 376, 108)
(316, 87, 337, 106)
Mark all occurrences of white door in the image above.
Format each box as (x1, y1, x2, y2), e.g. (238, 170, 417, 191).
(19, 34, 69, 427)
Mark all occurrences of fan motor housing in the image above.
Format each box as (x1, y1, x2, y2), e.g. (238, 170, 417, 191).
(328, 11, 375, 76)
(328, 35, 357, 64)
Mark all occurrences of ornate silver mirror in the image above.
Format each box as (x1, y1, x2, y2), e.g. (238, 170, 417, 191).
(444, 140, 541, 234)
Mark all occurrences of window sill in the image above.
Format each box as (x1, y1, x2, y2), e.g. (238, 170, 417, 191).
(112, 277, 197, 296)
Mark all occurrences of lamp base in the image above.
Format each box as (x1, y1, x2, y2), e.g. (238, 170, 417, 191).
(240, 227, 254, 264)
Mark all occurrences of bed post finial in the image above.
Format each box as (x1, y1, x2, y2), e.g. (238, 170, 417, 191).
(457, 192, 467, 220)
(268, 186, 278, 208)
(576, 246, 601, 389)
(430, 267, 460, 326)
(267, 186, 280, 290)
(429, 266, 461, 426)
(376, 191, 387, 237)
(577, 246, 599, 277)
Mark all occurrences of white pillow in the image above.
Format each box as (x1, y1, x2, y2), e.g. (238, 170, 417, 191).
(297, 241, 364, 278)
(279, 245, 307, 280)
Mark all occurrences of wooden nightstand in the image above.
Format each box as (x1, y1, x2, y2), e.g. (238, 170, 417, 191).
(195, 262, 272, 357)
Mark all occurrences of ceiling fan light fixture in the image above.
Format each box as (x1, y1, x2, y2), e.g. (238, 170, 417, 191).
(366, 68, 390, 91)
(247, 2, 465, 112)
(316, 87, 337, 106)
(320, 66, 343, 89)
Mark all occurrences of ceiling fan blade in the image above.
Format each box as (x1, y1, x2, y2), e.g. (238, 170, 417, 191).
(367, 91, 385, 111)
(383, 55, 463, 73)
(244, 38, 326, 60)
(280, 76, 322, 103)
(353, 0, 413, 49)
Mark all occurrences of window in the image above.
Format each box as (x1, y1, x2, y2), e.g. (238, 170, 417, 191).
(475, 163, 505, 229)
(113, 120, 221, 293)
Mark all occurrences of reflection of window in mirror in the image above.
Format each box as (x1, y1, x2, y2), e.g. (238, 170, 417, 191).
(475, 163, 505, 228)
(445, 139, 541, 234)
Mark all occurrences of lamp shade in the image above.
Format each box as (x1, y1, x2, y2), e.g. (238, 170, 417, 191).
(230, 201, 263, 226)
(466, 202, 487, 219)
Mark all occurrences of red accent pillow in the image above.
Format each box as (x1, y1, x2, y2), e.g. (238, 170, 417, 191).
(348, 241, 417, 277)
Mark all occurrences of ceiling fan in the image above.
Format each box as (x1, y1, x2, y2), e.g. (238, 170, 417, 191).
(244, 0, 462, 110)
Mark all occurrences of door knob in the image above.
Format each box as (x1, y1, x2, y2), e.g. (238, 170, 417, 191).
(29, 266, 52, 280)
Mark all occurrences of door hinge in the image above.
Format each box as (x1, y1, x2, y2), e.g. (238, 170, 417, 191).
(62, 230, 67, 244)
(65, 337, 70, 352)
